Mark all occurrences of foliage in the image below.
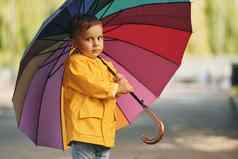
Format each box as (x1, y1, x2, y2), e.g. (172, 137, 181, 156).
(0, 0, 64, 68)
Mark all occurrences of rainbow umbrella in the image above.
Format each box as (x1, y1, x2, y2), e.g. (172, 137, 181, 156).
(12, 0, 192, 150)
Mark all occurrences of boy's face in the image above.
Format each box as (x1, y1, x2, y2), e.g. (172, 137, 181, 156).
(73, 24, 104, 59)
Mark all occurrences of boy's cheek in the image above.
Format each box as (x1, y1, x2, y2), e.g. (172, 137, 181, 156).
(82, 43, 93, 50)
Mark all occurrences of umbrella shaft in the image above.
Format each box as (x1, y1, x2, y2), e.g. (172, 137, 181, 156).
(98, 56, 147, 109)
(129, 92, 147, 108)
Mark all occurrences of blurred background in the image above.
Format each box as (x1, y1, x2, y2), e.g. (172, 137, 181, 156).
(1, 0, 238, 159)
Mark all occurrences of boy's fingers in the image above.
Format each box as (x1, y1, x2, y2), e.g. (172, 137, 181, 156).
(128, 86, 134, 92)
(116, 73, 124, 80)
(127, 84, 134, 92)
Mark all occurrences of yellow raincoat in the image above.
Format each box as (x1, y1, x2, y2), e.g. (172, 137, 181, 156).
(61, 50, 122, 150)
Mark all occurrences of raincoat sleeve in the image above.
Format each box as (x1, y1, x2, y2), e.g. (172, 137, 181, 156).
(64, 56, 119, 99)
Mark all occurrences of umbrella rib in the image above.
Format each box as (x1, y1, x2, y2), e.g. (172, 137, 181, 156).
(35, 59, 58, 145)
(37, 45, 68, 56)
(104, 36, 180, 66)
(18, 41, 68, 140)
(99, 56, 146, 122)
(89, 0, 94, 14)
(35, 44, 69, 145)
(116, 102, 132, 125)
(102, 51, 157, 97)
(40, 38, 70, 42)
(99, 0, 115, 19)
(82, 0, 85, 13)
(39, 32, 70, 38)
(83, 0, 86, 13)
(52, 23, 68, 33)
(48, 63, 64, 78)
(19, 43, 68, 97)
(79, 0, 83, 13)
(104, 38, 118, 42)
(102, 7, 192, 33)
(103, 13, 121, 27)
(103, 12, 192, 33)
(27, 41, 67, 69)
(48, 45, 71, 78)
(12, 38, 63, 118)
(87, 0, 102, 15)
(59, 56, 67, 150)
(38, 44, 69, 70)
(36, 42, 68, 68)
(76, 0, 84, 14)
(103, 25, 123, 34)
(116, 13, 191, 20)
(88, 0, 99, 14)
(100, 1, 191, 20)
(99, 56, 151, 124)
(104, 22, 192, 33)
(40, 23, 68, 38)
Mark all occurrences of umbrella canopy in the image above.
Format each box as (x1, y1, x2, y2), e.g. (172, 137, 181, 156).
(12, 0, 192, 150)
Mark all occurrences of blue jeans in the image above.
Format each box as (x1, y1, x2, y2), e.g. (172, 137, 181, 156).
(71, 141, 111, 159)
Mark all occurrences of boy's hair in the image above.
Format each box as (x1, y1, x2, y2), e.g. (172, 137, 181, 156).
(70, 14, 102, 39)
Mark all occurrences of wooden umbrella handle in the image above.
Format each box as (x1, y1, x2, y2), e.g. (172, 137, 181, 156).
(140, 107, 165, 144)
(98, 56, 165, 144)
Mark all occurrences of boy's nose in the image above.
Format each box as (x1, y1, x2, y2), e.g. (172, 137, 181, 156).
(93, 39, 100, 46)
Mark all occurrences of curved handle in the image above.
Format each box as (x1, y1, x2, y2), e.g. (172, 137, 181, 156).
(140, 107, 165, 144)
(97, 56, 165, 144)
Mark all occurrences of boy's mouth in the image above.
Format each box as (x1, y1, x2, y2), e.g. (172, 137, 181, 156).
(92, 49, 102, 53)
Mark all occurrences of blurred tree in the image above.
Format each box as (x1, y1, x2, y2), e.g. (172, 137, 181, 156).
(0, 0, 64, 69)
(186, 0, 211, 56)
(204, 0, 238, 55)
(0, 0, 16, 67)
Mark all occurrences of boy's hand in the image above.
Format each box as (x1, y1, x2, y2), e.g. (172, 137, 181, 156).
(117, 77, 134, 94)
(115, 73, 124, 82)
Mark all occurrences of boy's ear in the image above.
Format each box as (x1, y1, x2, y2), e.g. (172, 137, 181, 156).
(72, 40, 75, 48)
(72, 39, 77, 48)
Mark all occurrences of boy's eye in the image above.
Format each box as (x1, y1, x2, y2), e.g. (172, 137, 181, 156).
(86, 38, 92, 41)
(85, 36, 103, 41)
(98, 36, 103, 40)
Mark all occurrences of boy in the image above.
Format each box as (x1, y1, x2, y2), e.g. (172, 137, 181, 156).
(62, 14, 133, 159)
